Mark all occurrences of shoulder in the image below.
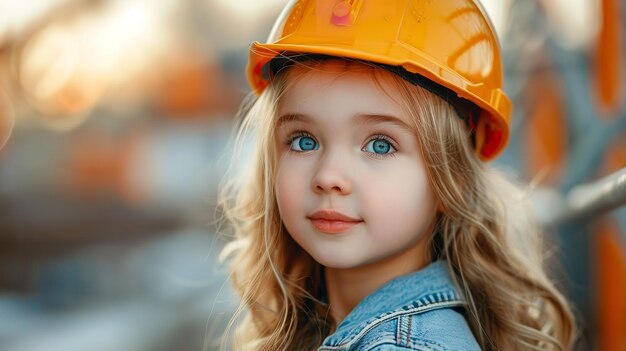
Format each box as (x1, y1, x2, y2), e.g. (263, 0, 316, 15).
(319, 261, 481, 351)
(355, 307, 482, 351)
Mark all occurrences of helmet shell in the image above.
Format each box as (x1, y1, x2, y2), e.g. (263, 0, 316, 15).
(247, 0, 512, 160)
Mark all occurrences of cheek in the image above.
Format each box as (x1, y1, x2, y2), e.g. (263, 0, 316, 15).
(275, 159, 308, 224)
(361, 160, 437, 237)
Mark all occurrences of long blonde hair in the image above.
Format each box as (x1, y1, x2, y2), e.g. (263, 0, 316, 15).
(219, 59, 576, 350)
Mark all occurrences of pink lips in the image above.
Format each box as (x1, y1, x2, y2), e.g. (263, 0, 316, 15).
(307, 210, 363, 234)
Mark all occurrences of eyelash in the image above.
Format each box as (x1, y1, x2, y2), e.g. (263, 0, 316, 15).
(284, 131, 398, 158)
(285, 131, 315, 146)
(364, 134, 398, 159)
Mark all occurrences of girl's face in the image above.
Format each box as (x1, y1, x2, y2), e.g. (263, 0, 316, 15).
(274, 63, 438, 270)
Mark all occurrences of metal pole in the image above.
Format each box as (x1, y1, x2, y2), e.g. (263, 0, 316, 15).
(545, 167, 626, 226)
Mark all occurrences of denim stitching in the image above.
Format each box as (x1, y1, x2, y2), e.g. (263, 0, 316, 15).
(359, 332, 396, 351)
(397, 315, 409, 346)
(410, 337, 450, 351)
(326, 291, 463, 346)
(406, 315, 412, 348)
(361, 338, 446, 351)
(396, 315, 411, 345)
(317, 300, 464, 350)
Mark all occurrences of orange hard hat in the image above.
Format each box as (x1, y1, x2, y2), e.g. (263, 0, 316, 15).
(247, 0, 512, 161)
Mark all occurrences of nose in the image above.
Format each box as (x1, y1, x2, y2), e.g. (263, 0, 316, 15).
(312, 152, 353, 195)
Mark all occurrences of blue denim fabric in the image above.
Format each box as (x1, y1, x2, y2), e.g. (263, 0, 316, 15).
(318, 260, 481, 351)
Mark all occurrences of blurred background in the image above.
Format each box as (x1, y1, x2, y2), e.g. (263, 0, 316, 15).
(0, 0, 624, 350)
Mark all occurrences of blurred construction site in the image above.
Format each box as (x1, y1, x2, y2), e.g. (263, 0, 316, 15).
(0, 0, 624, 350)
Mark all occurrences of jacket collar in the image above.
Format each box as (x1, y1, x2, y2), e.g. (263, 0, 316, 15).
(323, 260, 466, 346)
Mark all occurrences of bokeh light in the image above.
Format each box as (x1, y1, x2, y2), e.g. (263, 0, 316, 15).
(0, 87, 14, 149)
(11, 0, 182, 130)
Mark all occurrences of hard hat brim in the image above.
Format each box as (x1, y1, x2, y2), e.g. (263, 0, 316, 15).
(247, 41, 511, 161)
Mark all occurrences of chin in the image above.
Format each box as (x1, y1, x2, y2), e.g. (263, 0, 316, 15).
(311, 252, 356, 269)
(311, 251, 370, 269)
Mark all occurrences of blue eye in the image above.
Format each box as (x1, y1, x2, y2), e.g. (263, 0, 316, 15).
(290, 135, 319, 151)
(364, 138, 395, 154)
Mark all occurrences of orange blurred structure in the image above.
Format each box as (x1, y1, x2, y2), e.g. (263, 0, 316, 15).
(596, 222, 626, 351)
(596, 138, 626, 350)
(154, 54, 239, 118)
(66, 132, 141, 203)
(594, 0, 624, 117)
(524, 64, 567, 185)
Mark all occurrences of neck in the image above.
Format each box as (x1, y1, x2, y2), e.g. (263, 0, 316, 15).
(324, 239, 430, 325)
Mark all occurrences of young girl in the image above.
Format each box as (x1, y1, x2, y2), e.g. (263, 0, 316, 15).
(219, 0, 576, 350)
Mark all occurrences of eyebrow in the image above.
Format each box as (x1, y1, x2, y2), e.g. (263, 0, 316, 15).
(276, 113, 311, 128)
(352, 113, 414, 134)
(276, 112, 413, 134)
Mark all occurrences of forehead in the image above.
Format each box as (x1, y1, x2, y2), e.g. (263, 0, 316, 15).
(278, 61, 408, 122)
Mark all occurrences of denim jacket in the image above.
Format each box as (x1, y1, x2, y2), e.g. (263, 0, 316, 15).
(318, 260, 481, 351)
